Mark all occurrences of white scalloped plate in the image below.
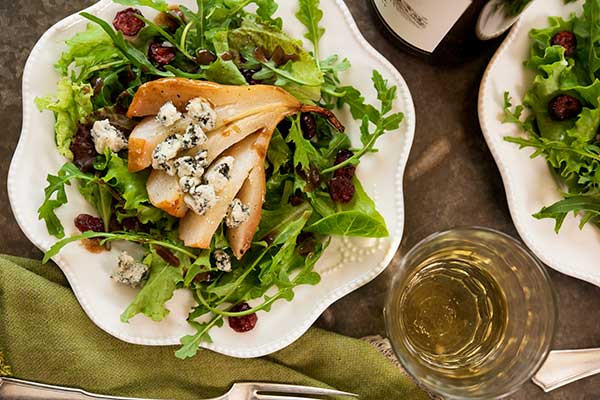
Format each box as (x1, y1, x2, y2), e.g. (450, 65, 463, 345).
(478, 0, 600, 286)
(7, 0, 415, 357)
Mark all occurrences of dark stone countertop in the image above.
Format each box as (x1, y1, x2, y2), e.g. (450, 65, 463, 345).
(1, 1, 599, 399)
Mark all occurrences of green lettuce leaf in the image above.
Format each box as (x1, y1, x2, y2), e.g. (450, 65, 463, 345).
(35, 79, 94, 159)
(121, 252, 184, 322)
(228, 18, 323, 101)
(306, 180, 388, 237)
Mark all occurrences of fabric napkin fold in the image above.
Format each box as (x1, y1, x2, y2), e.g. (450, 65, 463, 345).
(0, 254, 426, 400)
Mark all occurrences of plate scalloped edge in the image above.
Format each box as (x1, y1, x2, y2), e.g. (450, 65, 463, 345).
(478, 0, 600, 288)
(8, 0, 416, 358)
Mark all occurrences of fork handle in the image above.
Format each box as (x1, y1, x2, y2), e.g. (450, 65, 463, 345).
(0, 377, 161, 400)
(533, 348, 600, 392)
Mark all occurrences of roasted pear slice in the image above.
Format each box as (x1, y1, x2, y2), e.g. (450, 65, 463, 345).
(146, 169, 188, 217)
(188, 107, 295, 164)
(227, 163, 266, 259)
(127, 78, 302, 124)
(179, 131, 270, 249)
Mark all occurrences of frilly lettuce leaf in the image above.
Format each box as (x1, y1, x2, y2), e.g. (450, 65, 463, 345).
(56, 23, 125, 80)
(35, 79, 94, 159)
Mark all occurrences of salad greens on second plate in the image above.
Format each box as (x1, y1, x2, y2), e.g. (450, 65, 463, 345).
(504, 0, 600, 232)
(36, 0, 404, 359)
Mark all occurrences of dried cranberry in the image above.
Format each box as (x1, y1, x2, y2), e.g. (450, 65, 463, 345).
(70, 123, 98, 172)
(148, 41, 176, 65)
(228, 303, 258, 333)
(289, 193, 304, 206)
(334, 149, 356, 179)
(297, 232, 316, 256)
(193, 272, 214, 284)
(74, 214, 104, 233)
(551, 31, 577, 57)
(155, 246, 180, 266)
(329, 176, 355, 203)
(548, 94, 582, 121)
(270, 45, 299, 66)
(300, 113, 317, 140)
(240, 68, 260, 85)
(220, 51, 234, 61)
(196, 49, 217, 65)
(262, 232, 276, 245)
(113, 8, 145, 37)
(277, 118, 292, 137)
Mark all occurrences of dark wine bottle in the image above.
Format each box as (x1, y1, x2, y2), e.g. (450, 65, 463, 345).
(370, 0, 518, 64)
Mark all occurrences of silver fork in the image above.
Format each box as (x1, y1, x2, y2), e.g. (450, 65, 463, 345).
(0, 377, 358, 399)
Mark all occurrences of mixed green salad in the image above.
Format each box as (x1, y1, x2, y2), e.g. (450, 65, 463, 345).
(503, 0, 600, 233)
(36, 0, 403, 358)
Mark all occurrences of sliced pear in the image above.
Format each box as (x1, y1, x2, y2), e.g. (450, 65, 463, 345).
(227, 164, 266, 259)
(146, 169, 188, 217)
(127, 78, 302, 127)
(128, 117, 170, 172)
(186, 107, 293, 164)
(178, 131, 270, 249)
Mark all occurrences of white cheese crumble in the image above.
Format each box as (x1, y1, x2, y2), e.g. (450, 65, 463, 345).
(184, 184, 217, 215)
(225, 198, 250, 228)
(111, 251, 148, 287)
(152, 135, 183, 175)
(180, 123, 208, 149)
(204, 156, 234, 192)
(173, 151, 208, 179)
(179, 176, 202, 193)
(156, 101, 182, 127)
(186, 97, 217, 131)
(90, 119, 128, 154)
(213, 249, 232, 272)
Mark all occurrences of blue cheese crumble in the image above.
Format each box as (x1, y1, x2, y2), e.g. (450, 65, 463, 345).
(213, 249, 232, 272)
(204, 156, 234, 192)
(225, 198, 250, 228)
(184, 184, 217, 215)
(91, 119, 128, 154)
(179, 176, 202, 193)
(156, 101, 182, 127)
(180, 123, 208, 149)
(186, 97, 217, 131)
(111, 252, 148, 287)
(152, 135, 183, 175)
(173, 151, 208, 179)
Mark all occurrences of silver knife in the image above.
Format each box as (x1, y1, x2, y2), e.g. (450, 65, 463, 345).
(0, 377, 163, 400)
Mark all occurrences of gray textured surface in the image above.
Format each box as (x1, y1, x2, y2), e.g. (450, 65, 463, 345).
(1, 1, 600, 399)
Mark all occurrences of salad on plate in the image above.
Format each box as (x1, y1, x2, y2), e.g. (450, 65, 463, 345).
(503, 0, 600, 235)
(36, 0, 403, 358)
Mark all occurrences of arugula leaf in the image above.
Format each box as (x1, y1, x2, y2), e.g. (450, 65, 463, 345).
(113, 0, 169, 12)
(296, 0, 325, 64)
(38, 163, 97, 238)
(267, 129, 292, 174)
(43, 230, 198, 264)
(80, 12, 173, 78)
(286, 114, 326, 172)
(324, 70, 404, 174)
(533, 194, 600, 231)
(121, 252, 183, 322)
(175, 316, 223, 359)
(35, 79, 94, 159)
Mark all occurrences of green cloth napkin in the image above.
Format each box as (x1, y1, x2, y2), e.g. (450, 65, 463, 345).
(0, 254, 426, 400)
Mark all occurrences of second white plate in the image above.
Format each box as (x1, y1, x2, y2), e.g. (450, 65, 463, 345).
(478, 0, 600, 286)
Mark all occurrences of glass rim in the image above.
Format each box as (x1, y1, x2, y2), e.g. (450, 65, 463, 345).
(384, 226, 558, 400)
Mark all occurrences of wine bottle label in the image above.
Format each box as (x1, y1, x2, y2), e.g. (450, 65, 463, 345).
(373, 0, 472, 53)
